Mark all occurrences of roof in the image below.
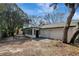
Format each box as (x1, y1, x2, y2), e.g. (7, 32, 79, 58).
(40, 22, 78, 29)
(23, 20, 79, 29)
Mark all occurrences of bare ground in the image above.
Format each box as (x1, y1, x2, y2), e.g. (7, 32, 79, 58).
(0, 38, 79, 56)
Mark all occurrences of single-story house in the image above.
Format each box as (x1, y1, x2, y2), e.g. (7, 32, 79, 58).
(23, 20, 79, 43)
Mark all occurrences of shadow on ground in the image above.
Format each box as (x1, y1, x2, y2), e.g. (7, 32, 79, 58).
(0, 36, 52, 47)
(33, 37, 54, 41)
(0, 36, 78, 48)
(0, 36, 32, 47)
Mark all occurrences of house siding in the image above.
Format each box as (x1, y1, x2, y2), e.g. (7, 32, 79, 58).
(39, 27, 76, 43)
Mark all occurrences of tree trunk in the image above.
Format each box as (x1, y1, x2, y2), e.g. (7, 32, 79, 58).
(63, 8, 75, 43)
(70, 30, 79, 44)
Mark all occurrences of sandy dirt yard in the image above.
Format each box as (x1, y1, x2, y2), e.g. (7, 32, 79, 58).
(0, 38, 79, 56)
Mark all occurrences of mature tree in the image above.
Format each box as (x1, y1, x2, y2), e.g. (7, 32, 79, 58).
(50, 3, 79, 43)
(44, 13, 65, 24)
(0, 3, 29, 38)
(28, 12, 65, 27)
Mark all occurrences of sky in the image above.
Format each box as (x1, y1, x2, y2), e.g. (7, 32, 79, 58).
(17, 3, 79, 20)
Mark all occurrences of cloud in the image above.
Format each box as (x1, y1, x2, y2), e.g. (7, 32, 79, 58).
(73, 12, 79, 20)
(24, 9, 40, 16)
(24, 9, 35, 15)
(37, 3, 50, 8)
(17, 3, 54, 16)
(24, 9, 44, 16)
(23, 3, 54, 16)
(36, 3, 54, 14)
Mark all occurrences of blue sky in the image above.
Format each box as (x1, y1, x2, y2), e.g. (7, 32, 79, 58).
(17, 3, 79, 20)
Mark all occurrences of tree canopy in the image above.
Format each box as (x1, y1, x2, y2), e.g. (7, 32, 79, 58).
(0, 3, 29, 37)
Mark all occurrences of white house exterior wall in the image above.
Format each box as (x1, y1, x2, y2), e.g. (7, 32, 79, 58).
(39, 27, 75, 42)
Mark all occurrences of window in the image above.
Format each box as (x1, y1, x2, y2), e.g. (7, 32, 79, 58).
(24, 28, 32, 35)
